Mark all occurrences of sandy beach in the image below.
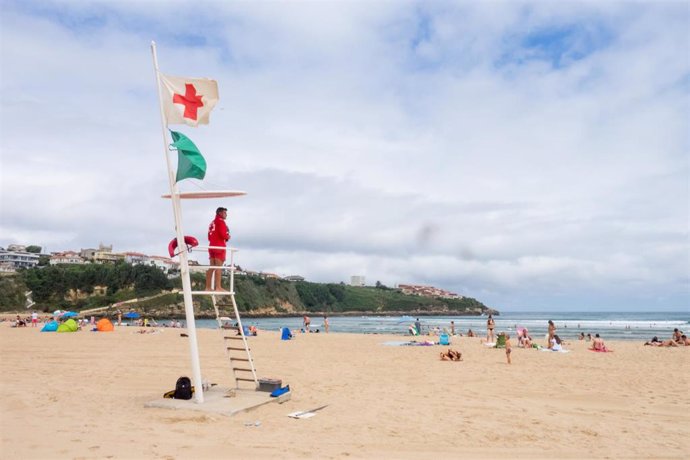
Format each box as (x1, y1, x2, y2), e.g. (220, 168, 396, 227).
(1, 322, 688, 459)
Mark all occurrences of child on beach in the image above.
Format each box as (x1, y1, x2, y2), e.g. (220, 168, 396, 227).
(505, 334, 512, 364)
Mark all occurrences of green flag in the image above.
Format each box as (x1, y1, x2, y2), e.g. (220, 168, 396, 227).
(170, 130, 207, 182)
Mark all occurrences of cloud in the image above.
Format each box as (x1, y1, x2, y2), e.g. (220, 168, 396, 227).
(1, 1, 687, 310)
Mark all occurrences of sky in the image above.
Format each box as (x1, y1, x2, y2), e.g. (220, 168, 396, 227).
(1, 1, 688, 312)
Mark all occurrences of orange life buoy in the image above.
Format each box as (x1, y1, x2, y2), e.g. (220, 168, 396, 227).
(168, 236, 199, 257)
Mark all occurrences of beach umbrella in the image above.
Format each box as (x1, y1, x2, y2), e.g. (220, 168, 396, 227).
(62, 311, 78, 318)
(123, 312, 140, 319)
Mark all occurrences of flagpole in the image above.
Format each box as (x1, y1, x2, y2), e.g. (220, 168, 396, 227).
(151, 41, 205, 404)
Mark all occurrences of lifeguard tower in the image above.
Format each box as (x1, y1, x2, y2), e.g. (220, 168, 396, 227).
(144, 42, 288, 416)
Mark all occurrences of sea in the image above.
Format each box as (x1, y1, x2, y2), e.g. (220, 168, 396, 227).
(192, 311, 689, 342)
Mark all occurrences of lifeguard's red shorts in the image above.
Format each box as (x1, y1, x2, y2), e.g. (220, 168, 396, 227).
(209, 248, 226, 262)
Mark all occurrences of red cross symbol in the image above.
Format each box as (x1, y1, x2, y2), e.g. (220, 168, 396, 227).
(173, 83, 204, 120)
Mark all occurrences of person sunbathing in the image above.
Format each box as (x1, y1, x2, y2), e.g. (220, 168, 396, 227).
(644, 337, 678, 347)
(439, 349, 463, 361)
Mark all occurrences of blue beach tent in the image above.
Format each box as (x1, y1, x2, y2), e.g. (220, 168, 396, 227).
(281, 327, 293, 340)
(439, 333, 450, 346)
(41, 321, 59, 332)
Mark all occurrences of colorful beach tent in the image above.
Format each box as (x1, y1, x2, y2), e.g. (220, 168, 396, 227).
(96, 318, 114, 332)
(62, 311, 78, 318)
(57, 318, 78, 333)
(41, 321, 59, 332)
(123, 312, 140, 319)
(281, 327, 292, 340)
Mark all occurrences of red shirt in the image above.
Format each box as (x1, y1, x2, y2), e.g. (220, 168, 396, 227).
(208, 215, 230, 261)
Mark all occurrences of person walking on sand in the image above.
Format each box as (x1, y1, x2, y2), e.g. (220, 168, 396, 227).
(486, 314, 495, 343)
(505, 334, 512, 364)
(205, 206, 230, 291)
(30, 311, 38, 327)
(415, 318, 422, 335)
(450, 320, 455, 336)
(303, 315, 311, 331)
(323, 316, 329, 333)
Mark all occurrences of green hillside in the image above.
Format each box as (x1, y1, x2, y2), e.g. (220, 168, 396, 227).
(0, 264, 494, 317)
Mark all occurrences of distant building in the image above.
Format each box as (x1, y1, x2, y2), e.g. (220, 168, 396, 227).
(350, 275, 366, 287)
(148, 255, 178, 273)
(123, 252, 149, 265)
(0, 247, 40, 270)
(80, 243, 122, 264)
(49, 251, 85, 265)
(284, 275, 305, 282)
(398, 284, 461, 299)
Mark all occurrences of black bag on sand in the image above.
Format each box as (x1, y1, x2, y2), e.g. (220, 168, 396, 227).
(174, 376, 193, 400)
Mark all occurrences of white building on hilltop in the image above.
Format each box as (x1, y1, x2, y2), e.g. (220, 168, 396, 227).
(350, 275, 366, 287)
(49, 251, 85, 265)
(0, 247, 40, 270)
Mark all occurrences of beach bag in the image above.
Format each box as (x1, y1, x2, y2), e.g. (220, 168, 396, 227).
(174, 376, 193, 400)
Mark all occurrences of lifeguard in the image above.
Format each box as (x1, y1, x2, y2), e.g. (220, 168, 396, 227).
(205, 206, 230, 291)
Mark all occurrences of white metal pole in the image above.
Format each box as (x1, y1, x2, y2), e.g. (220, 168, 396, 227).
(151, 41, 205, 404)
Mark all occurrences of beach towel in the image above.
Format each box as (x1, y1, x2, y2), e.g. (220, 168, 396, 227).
(383, 340, 436, 346)
(540, 348, 570, 353)
(589, 348, 613, 353)
(41, 321, 59, 332)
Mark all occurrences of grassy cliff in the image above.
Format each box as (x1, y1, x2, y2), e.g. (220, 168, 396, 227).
(0, 266, 494, 317)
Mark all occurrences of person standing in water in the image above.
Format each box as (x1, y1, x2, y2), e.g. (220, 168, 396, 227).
(486, 314, 495, 343)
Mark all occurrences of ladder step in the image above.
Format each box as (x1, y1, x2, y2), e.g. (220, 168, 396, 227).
(230, 357, 251, 361)
(224, 336, 244, 340)
(191, 290, 235, 296)
(188, 265, 236, 272)
(227, 346, 249, 351)
(235, 378, 257, 382)
(233, 367, 254, 372)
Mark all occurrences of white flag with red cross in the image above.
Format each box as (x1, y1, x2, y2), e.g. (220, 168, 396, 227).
(159, 73, 219, 127)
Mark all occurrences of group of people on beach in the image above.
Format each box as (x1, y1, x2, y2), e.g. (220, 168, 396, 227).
(302, 315, 329, 334)
(644, 328, 689, 347)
